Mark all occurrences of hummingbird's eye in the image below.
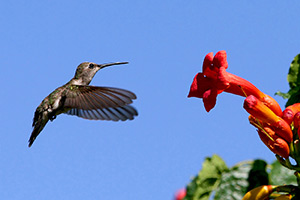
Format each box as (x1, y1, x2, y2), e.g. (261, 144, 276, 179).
(88, 63, 95, 69)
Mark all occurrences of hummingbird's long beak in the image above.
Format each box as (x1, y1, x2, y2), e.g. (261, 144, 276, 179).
(98, 62, 129, 69)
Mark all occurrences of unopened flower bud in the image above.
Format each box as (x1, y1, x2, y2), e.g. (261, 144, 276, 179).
(257, 128, 290, 158)
(282, 103, 300, 124)
(244, 95, 292, 143)
(294, 112, 300, 129)
(242, 185, 275, 200)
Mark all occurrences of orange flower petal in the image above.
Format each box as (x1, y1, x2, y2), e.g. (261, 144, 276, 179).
(212, 50, 228, 69)
(202, 52, 215, 78)
(203, 89, 218, 112)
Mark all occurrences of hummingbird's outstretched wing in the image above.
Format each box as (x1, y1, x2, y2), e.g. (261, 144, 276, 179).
(63, 86, 138, 121)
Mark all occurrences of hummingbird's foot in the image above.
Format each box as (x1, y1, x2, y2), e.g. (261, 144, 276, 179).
(49, 114, 56, 121)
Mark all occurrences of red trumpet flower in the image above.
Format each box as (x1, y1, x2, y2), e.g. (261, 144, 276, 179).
(188, 51, 282, 116)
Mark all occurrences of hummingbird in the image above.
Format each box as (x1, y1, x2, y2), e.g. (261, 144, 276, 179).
(29, 61, 138, 147)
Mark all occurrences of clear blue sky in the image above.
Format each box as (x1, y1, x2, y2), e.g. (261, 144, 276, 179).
(1, 1, 300, 199)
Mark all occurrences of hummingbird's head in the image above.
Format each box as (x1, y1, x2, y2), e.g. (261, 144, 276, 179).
(73, 61, 129, 85)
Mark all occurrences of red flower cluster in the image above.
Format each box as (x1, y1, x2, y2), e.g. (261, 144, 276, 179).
(188, 51, 298, 159)
(174, 188, 186, 200)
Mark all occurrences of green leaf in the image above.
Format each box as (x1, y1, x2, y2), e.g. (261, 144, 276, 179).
(276, 54, 300, 107)
(274, 91, 290, 99)
(246, 160, 269, 191)
(213, 159, 268, 200)
(184, 154, 228, 200)
(288, 54, 300, 89)
(285, 86, 300, 107)
(213, 162, 250, 200)
(269, 160, 297, 185)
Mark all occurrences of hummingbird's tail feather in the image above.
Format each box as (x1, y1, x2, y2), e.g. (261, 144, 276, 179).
(29, 113, 49, 147)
